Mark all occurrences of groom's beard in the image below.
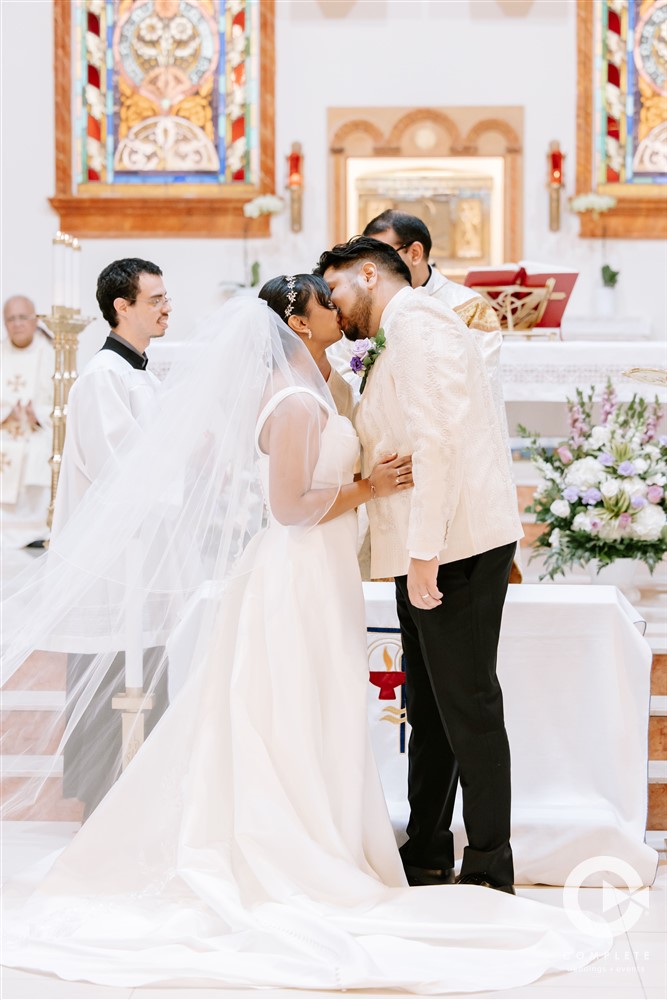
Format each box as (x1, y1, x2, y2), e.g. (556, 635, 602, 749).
(341, 290, 373, 342)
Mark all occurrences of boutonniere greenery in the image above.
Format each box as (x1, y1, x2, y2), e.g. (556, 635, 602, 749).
(349, 329, 386, 394)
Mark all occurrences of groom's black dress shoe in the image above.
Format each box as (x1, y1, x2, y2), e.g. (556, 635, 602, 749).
(456, 872, 516, 895)
(404, 865, 456, 887)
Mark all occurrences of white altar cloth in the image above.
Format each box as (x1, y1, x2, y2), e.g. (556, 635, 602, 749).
(499, 341, 667, 403)
(365, 582, 658, 887)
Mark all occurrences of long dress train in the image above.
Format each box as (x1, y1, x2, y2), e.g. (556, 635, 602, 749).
(2, 389, 611, 994)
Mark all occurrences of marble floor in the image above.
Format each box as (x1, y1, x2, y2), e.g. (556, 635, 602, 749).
(0, 824, 665, 1000)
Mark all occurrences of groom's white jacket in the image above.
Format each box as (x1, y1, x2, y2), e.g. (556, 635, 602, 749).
(354, 286, 523, 580)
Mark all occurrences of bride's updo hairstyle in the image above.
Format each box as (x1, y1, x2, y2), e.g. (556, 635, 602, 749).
(259, 274, 333, 325)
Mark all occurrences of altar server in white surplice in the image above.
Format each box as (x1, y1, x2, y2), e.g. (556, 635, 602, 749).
(50, 260, 169, 539)
(318, 237, 523, 897)
(1, 296, 54, 547)
(53, 258, 171, 820)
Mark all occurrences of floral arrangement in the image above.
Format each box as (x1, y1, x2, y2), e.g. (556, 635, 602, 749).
(569, 193, 617, 216)
(242, 194, 284, 219)
(349, 329, 386, 394)
(520, 380, 666, 579)
(240, 194, 284, 287)
(570, 192, 619, 290)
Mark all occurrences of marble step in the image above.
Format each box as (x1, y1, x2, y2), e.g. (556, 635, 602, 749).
(0, 774, 83, 822)
(1, 650, 66, 692)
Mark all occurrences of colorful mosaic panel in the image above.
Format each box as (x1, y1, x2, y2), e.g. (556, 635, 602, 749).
(594, 0, 667, 185)
(73, 0, 259, 186)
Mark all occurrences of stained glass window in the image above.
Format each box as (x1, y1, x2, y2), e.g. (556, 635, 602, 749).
(594, 0, 667, 186)
(72, 0, 260, 188)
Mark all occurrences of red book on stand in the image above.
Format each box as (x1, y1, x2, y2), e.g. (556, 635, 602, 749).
(465, 260, 578, 328)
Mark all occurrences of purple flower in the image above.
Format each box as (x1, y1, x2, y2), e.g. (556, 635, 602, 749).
(617, 461, 636, 476)
(659, 435, 667, 447)
(618, 512, 632, 528)
(351, 338, 372, 358)
(582, 487, 602, 505)
(557, 446, 573, 465)
(350, 355, 364, 374)
(631, 496, 647, 509)
(563, 486, 579, 502)
(647, 484, 664, 504)
(598, 452, 614, 467)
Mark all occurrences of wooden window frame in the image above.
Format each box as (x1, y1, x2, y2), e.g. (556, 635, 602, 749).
(50, 0, 276, 238)
(575, 0, 666, 239)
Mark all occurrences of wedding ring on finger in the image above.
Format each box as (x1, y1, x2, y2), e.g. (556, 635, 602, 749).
(421, 593, 430, 600)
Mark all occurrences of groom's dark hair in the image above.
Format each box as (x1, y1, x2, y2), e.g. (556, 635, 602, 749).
(314, 237, 411, 285)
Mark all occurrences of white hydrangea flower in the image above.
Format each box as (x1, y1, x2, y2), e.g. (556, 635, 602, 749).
(589, 425, 610, 449)
(243, 194, 284, 219)
(550, 499, 570, 518)
(624, 476, 647, 498)
(643, 445, 660, 460)
(647, 473, 667, 486)
(549, 528, 561, 548)
(572, 512, 593, 533)
(633, 458, 649, 474)
(600, 478, 621, 498)
(534, 458, 560, 483)
(569, 192, 617, 214)
(631, 504, 667, 541)
(565, 457, 605, 490)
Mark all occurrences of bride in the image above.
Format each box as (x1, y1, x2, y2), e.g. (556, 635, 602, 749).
(1, 287, 611, 993)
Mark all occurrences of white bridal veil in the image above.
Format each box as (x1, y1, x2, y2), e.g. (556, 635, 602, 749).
(1, 296, 340, 819)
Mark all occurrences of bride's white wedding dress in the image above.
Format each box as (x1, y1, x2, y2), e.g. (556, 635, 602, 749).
(2, 388, 611, 994)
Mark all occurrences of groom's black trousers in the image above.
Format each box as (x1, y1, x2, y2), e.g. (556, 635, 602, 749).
(394, 540, 516, 886)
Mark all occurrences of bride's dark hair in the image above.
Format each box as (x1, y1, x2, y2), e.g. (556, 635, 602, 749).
(258, 274, 333, 323)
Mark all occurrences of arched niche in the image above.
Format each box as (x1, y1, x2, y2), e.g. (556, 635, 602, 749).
(329, 106, 523, 273)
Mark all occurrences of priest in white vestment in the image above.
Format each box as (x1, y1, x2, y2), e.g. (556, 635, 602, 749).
(0, 296, 54, 547)
(53, 258, 171, 819)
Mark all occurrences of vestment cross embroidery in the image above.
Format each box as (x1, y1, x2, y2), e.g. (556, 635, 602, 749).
(7, 374, 27, 393)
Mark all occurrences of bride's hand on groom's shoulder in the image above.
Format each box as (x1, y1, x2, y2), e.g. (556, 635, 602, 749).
(369, 453, 413, 499)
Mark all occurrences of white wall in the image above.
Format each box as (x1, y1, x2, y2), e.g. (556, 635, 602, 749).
(2, 0, 665, 368)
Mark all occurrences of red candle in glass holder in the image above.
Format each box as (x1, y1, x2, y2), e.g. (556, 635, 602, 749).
(287, 143, 302, 189)
(549, 143, 564, 185)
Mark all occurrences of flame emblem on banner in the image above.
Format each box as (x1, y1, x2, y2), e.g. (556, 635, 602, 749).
(367, 631, 407, 753)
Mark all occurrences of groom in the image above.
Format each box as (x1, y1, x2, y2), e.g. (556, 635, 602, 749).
(316, 237, 523, 893)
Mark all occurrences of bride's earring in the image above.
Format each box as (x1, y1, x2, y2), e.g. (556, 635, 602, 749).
(306, 329, 313, 340)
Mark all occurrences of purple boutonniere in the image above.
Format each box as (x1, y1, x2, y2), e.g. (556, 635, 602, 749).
(349, 328, 386, 394)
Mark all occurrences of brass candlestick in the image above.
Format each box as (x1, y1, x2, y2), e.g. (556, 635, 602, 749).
(40, 306, 94, 530)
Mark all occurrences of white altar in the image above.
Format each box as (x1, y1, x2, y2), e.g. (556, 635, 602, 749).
(365, 582, 658, 888)
(500, 340, 667, 403)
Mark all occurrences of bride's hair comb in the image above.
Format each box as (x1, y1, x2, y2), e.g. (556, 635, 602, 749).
(284, 275, 298, 320)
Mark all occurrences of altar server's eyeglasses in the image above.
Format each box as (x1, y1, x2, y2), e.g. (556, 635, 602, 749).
(392, 242, 413, 254)
(135, 294, 172, 309)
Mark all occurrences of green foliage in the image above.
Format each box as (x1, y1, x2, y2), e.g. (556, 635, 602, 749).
(601, 264, 620, 287)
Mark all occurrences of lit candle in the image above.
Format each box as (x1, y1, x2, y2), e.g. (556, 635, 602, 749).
(71, 238, 81, 312)
(548, 141, 564, 186)
(63, 234, 73, 309)
(52, 231, 66, 307)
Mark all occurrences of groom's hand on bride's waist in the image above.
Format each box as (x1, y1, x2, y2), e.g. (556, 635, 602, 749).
(408, 556, 442, 610)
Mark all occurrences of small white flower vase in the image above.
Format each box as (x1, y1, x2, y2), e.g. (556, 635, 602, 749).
(594, 285, 616, 319)
(586, 558, 640, 604)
